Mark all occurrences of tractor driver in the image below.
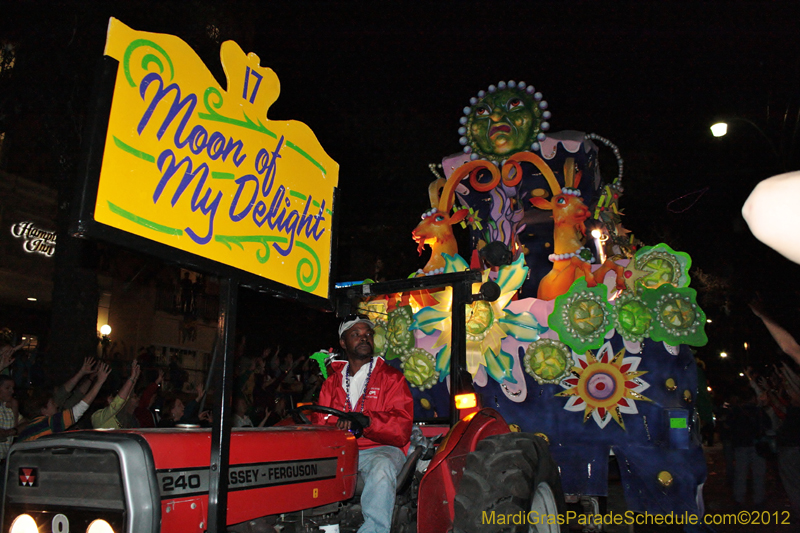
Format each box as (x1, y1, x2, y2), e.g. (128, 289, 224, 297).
(313, 316, 413, 533)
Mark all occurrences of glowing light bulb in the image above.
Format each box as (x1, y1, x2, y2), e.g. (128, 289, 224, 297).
(710, 122, 728, 137)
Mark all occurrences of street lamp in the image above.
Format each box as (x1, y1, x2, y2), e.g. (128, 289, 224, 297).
(719, 351, 728, 358)
(99, 324, 112, 359)
(710, 123, 728, 137)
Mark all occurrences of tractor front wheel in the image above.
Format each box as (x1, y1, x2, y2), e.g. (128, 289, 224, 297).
(453, 433, 566, 533)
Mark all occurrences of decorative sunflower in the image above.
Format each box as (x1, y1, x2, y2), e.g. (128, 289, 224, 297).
(557, 342, 651, 430)
(411, 254, 543, 383)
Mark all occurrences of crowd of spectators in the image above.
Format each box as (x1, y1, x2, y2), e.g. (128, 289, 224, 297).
(230, 344, 328, 428)
(0, 329, 333, 481)
(713, 361, 800, 516)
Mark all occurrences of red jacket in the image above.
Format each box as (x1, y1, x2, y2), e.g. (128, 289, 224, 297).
(313, 358, 413, 450)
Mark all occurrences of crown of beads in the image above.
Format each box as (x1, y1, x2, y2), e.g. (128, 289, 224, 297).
(585, 132, 624, 182)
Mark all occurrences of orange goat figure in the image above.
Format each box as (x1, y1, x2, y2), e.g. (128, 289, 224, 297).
(413, 155, 530, 274)
(412, 153, 553, 275)
(530, 158, 626, 300)
(412, 178, 469, 274)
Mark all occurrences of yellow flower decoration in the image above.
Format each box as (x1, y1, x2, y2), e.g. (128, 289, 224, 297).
(411, 253, 541, 383)
(557, 342, 651, 430)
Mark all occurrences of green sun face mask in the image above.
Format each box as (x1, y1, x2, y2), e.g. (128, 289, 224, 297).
(460, 81, 549, 162)
(469, 89, 537, 156)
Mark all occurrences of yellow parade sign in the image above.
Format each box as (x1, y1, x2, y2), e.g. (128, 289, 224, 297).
(95, 18, 338, 299)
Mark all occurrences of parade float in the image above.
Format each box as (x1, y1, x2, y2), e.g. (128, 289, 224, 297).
(2, 17, 709, 533)
(353, 80, 709, 517)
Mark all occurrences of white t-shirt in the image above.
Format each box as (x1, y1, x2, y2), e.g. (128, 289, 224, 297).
(233, 414, 253, 428)
(341, 357, 382, 410)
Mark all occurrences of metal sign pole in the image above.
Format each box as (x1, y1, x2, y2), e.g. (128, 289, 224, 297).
(207, 277, 238, 533)
(449, 278, 470, 426)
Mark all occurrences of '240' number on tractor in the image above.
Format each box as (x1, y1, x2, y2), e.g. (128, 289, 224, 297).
(162, 473, 202, 492)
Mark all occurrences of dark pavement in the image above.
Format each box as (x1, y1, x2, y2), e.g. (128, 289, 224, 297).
(568, 443, 797, 533)
(699, 443, 796, 533)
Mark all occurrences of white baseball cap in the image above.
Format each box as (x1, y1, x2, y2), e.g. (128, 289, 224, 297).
(338, 315, 375, 338)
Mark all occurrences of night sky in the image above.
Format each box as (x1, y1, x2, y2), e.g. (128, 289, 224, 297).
(4, 1, 800, 373)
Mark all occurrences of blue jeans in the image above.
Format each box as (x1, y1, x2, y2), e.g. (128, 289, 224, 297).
(358, 446, 406, 533)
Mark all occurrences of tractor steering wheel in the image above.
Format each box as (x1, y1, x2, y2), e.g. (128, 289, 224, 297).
(287, 405, 368, 438)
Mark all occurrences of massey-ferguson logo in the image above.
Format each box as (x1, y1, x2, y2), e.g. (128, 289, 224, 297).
(18, 468, 37, 487)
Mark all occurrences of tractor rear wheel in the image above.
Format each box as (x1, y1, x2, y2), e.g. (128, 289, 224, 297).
(453, 433, 566, 533)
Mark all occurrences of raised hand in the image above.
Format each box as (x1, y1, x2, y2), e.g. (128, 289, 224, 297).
(782, 362, 800, 387)
(96, 362, 112, 382)
(781, 363, 800, 399)
(0, 345, 19, 371)
(82, 362, 113, 408)
(130, 360, 141, 381)
(80, 357, 98, 376)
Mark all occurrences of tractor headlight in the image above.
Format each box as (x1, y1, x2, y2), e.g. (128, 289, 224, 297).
(87, 519, 115, 533)
(9, 514, 37, 533)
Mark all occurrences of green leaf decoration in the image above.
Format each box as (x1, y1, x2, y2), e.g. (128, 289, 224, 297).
(486, 347, 517, 383)
(435, 343, 451, 381)
(442, 252, 470, 272)
(499, 310, 548, 342)
(494, 255, 529, 293)
(411, 306, 450, 335)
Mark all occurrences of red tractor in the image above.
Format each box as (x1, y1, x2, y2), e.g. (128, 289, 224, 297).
(1, 272, 566, 533)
